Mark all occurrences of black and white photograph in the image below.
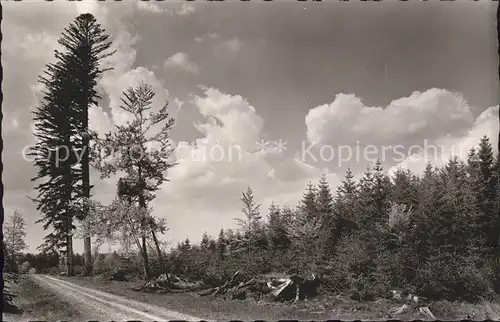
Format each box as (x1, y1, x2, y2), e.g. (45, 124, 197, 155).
(2, 0, 500, 320)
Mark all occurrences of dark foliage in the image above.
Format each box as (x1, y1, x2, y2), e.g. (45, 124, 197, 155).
(166, 137, 499, 302)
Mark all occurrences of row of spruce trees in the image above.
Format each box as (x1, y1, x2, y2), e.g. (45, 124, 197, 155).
(165, 136, 500, 302)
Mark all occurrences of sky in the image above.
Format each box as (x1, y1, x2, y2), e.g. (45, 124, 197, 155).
(2, 0, 499, 253)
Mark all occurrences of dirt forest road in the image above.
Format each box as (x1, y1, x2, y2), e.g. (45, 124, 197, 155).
(30, 275, 208, 321)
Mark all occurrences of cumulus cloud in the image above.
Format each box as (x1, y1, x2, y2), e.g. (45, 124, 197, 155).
(151, 88, 333, 242)
(136, 1, 165, 14)
(88, 106, 113, 135)
(303, 88, 482, 172)
(135, 2, 195, 16)
(18, 32, 61, 61)
(306, 88, 475, 147)
(75, 0, 100, 15)
(222, 37, 242, 53)
(164, 52, 200, 74)
(177, 3, 195, 16)
(192, 88, 263, 150)
(195, 34, 242, 58)
(195, 32, 219, 43)
(389, 105, 499, 176)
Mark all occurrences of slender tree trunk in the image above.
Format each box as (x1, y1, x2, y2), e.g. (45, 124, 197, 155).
(11, 250, 17, 273)
(82, 73, 92, 276)
(138, 193, 151, 281)
(131, 235, 150, 281)
(136, 163, 151, 281)
(140, 220, 150, 280)
(66, 234, 74, 276)
(83, 235, 92, 275)
(60, 251, 65, 272)
(141, 235, 150, 280)
(82, 133, 92, 275)
(151, 228, 166, 276)
(10, 225, 16, 272)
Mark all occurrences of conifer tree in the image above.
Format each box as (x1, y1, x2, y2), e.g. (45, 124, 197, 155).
(391, 168, 419, 209)
(280, 204, 294, 224)
(466, 147, 485, 248)
(267, 202, 289, 250)
(371, 160, 393, 224)
(297, 182, 318, 221)
(30, 38, 83, 276)
(216, 228, 226, 259)
(476, 136, 497, 251)
(200, 232, 211, 252)
(289, 183, 326, 268)
(334, 168, 359, 237)
(316, 173, 337, 255)
(235, 186, 265, 251)
(30, 13, 114, 276)
(316, 173, 334, 216)
(183, 238, 192, 251)
(61, 13, 114, 276)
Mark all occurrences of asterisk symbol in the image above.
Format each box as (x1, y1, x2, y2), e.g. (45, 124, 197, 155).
(255, 139, 270, 153)
(273, 139, 287, 153)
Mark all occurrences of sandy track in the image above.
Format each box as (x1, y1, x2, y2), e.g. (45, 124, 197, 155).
(31, 275, 208, 321)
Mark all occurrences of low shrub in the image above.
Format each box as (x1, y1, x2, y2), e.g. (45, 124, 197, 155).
(413, 256, 494, 302)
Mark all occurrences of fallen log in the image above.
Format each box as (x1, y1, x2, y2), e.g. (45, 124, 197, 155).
(198, 287, 217, 296)
(132, 280, 171, 293)
(419, 306, 436, 320)
(198, 271, 241, 297)
(389, 289, 436, 320)
(271, 278, 293, 298)
(213, 270, 241, 296)
(393, 304, 411, 315)
(108, 267, 128, 281)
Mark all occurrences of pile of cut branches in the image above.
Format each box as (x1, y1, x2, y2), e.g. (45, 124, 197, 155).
(133, 273, 205, 293)
(198, 271, 320, 302)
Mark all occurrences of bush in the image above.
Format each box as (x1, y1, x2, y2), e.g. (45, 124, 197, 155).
(414, 256, 494, 302)
(485, 257, 500, 295)
(93, 253, 120, 276)
(47, 266, 60, 275)
(323, 233, 392, 301)
(73, 265, 83, 275)
(93, 252, 142, 280)
(19, 261, 31, 274)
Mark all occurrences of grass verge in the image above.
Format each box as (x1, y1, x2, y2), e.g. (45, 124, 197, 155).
(2, 274, 82, 322)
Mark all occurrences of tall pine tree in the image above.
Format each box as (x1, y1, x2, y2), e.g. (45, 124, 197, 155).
(316, 173, 336, 256)
(476, 136, 497, 252)
(297, 182, 318, 221)
(30, 40, 83, 276)
(316, 173, 334, 216)
(46, 13, 114, 275)
(267, 202, 290, 251)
